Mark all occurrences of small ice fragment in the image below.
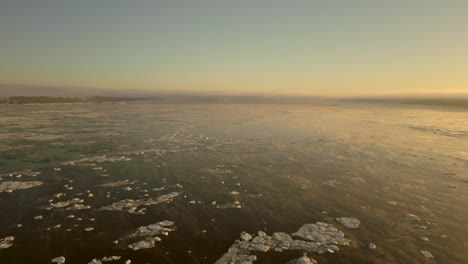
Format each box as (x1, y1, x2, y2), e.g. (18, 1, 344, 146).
(240, 232, 253, 241)
(124, 260, 131, 264)
(369, 243, 376, 249)
(113, 240, 119, 245)
(404, 214, 420, 222)
(336, 217, 360, 228)
(85, 227, 94, 232)
(54, 193, 66, 198)
(51, 256, 66, 264)
(323, 180, 340, 186)
(101, 256, 121, 261)
(0, 236, 15, 249)
(386, 201, 397, 206)
(287, 253, 317, 264)
(231, 191, 240, 195)
(420, 250, 433, 258)
(66, 215, 75, 219)
(420, 237, 429, 242)
(34, 215, 43, 220)
(88, 259, 101, 264)
(47, 224, 61, 230)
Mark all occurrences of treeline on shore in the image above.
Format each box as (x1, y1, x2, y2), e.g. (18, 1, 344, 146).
(0, 96, 158, 104)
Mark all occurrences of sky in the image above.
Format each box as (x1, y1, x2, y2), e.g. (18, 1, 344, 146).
(1, 0, 467, 95)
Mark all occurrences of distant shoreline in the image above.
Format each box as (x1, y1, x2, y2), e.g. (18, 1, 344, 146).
(0, 96, 160, 104)
(346, 98, 468, 108)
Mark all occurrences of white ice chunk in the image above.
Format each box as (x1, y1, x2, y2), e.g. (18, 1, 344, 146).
(336, 217, 360, 228)
(0, 236, 14, 249)
(51, 256, 66, 264)
(0, 181, 43, 193)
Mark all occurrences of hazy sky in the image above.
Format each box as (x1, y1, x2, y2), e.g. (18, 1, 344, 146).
(1, 0, 467, 95)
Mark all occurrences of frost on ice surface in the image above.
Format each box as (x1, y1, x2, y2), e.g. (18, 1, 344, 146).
(0, 236, 14, 249)
(120, 220, 175, 250)
(99, 192, 179, 214)
(215, 222, 350, 264)
(51, 256, 66, 264)
(336, 217, 360, 229)
(0, 181, 43, 193)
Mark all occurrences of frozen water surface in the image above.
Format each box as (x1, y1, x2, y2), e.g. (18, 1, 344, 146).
(0, 102, 467, 263)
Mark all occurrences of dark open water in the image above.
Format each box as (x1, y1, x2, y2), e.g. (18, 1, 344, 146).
(0, 101, 467, 263)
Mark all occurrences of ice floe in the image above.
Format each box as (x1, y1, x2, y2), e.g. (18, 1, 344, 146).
(0, 236, 14, 249)
(336, 217, 360, 228)
(286, 253, 318, 264)
(322, 180, 340, 186)
(99, 180, 135, 188)
(99, 192, 179, 214)
(215, 222, 350, 264)
(47, 224, 61, 230)
(216, 202, 242, 209)
(88, 256, 122, 263)
(200, 167, 233, 175)
(62, 155, 131, 166)
(120, 220, 175, 250)
(403, 214, 420, 222)
(0, 170, 41, 178)
(420, 250, 433, 258)
(0, 181, 43, 193)
(101, 256, 121, 261)
(51, 256, 66, 264)
(40, 198, 91, 211)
